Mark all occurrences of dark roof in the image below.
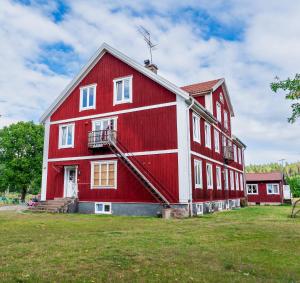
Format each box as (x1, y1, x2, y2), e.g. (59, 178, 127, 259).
(181, 79, 222, 94)
(246, 172, 283, 182)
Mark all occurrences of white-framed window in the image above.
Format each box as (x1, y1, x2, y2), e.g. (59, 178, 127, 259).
(91, 160, 117, 189)
(216, 102, 222, 122)
(95, 202, 112, 214)
(113, 76, 132, 105)
(194, 159, 203, 189)
(204, 122, 211, 148)
(224, 110, 228, 129)
(235, 172, 240, 191)
(230, 170, 234, 190)
(192, 113, 200, 143)
(233, 144, 237, 162)
(240, 174, 244, 191)
(59, 123, 75, 148)
(238, 148, 242, 164)
(220, 92, 224, 104)
(92, 117, 117, 131)
(222, 135, 227, 147)
(224, 168, 229, 190)
(80, 84, 96, 111)
(206, 163, 213, 189)
(267, 184, 280, 194)
(205, 93, 213, 113)
(196, 203, 203, 215)
(217, 201, 223, 211)
(216, 166, 222, 190)
(214, 129, 220, 153)
(247, 184, 258, 195)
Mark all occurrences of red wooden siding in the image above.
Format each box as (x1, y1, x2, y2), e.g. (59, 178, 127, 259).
(247, 181, 283, 203)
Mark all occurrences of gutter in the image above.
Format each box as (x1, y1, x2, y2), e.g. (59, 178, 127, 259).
(232, 135, 247, 149)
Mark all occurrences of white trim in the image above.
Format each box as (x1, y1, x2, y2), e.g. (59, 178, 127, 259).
(235, 171, 240, 191)
(266, 183, 280, 195)
(206, 163, 213, 189)
(216, 101, 222, 122)
(113, 75, 133, 105)
(247, 184, 258, 195)
(40, 43, 189, 123)
(216, 166, 222, 190)
(50, 102, 177, 125)
(91, 160, 117, 189)
(196, 203, 203, 215)
(41, 117, 50, 201)
(92, 116, 118, 131)
(194, 159, 203, 189)
(63, 166, 78, 198)
(192, 112, 201, 143)
(230, 170, 234, 190)
(190, 150, 244, 174)
(48, 149, 178, 162)
(214, 129, 220, 153)
(58, 123, 75, 149)
(79, 83, 97, 111)
(95, 202, 112, 214)
(204, 121, 211, 149)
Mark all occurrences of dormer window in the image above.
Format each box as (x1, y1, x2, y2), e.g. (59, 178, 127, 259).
(80, 84, 96, 111)
(113, 76, 133, 105)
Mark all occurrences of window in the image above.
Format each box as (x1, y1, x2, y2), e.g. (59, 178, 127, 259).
(91, 161, 117, 189)
(80, 84, 96, 111)
(224, 110, 228, 129)
(194, 159, 203, 189)
(235, 172, 240, 191)
(214, 130, 220, 153)
(220, 92, 224, 104)
(93, 117, 117, 131)
(230, 170, 234, 190)
(205, 93, 213, 113)
(204, 122, 211, 148)
(224, 169, 229, 190)
(217, 201, 223, 211)
(233, 145, 237, 162)
(196, 203, 203, 215)
(59, 124, 74, 148)
(247, 184, 258, 195)
(216, 102, 222, 122)
(238, 148, 242, 164)
(267, 184, 279, 194)
(240, 174, 244, 191)
(216, 166, 222, 190)
(95, 202, 111, 214)
(192, 113, 200, 143)
(206, 163, 213, 189)
(113, 76, 132, 105)
(222, 135, 227, 147)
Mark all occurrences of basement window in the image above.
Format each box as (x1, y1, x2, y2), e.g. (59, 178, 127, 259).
(91, 161, 117, 189)
(80, 84, 96, 111)
(196, 203, 203, 215)
(95, 202, 112, 214)
(113, 76, 133, 105)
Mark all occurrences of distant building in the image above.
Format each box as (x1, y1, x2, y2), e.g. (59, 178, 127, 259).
(245, 172, 288, 205)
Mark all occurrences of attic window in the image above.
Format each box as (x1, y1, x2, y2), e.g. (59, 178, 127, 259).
(80, 84, 96, 111)
(113, 76, 133, 105)
(220, 92, 224, 103)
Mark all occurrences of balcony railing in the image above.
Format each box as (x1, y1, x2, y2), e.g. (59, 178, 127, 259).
(88, 130, 116, 148)
(223, 145, 234, 161)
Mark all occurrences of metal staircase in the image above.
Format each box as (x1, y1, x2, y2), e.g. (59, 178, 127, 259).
(88, 130, 174, 207)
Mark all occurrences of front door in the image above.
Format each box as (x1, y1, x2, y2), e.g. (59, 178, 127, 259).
(64, 167, 77, 198)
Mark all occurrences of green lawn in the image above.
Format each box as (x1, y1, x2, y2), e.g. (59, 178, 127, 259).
(0, 207, 299, 283)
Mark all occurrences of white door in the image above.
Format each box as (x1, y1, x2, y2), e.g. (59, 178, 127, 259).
(283, 185, 291, 199)
(64, 167, 77, 198)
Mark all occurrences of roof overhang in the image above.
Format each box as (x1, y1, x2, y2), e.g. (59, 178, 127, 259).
(232, 135, 247, 148)
(40, 43, 190, 123)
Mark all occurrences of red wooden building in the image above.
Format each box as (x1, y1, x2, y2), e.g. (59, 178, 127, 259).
(246, 172, 285, 205)
(40, 43, 246, 216)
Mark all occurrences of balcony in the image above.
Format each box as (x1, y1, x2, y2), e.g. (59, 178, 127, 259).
(223, 145, 234, 161)
(88, 130, 116, 149)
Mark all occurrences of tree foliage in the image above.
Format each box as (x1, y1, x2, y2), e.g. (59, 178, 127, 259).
(0, 121, 44, 201)
(271, 74, 300, 123)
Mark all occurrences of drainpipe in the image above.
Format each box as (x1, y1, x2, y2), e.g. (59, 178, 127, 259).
(186, 98, 195, 217)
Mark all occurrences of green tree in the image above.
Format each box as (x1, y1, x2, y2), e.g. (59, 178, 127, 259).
(271, 74, 300, 123)
(0, 121, 44, 201)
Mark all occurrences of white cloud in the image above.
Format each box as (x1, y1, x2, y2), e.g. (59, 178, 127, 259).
(0, 0, 299, 164)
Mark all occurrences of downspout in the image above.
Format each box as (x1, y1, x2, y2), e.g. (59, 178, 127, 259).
(186, 98, 195, 217)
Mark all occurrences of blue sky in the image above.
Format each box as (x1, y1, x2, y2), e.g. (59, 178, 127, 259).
(0, 0, 299, 164)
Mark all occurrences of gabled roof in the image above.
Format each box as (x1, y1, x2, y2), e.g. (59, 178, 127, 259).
(246, 172, 283, 182)
(40, 43, 191, 123)
(181, 78, 234, 117)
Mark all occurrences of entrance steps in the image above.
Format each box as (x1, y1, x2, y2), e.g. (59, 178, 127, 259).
(28, 198, 77, 213)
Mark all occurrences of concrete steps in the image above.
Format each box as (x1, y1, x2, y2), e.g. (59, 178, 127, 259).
(29, 198, 77, 213)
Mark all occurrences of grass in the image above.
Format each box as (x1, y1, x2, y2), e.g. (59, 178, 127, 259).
(0, 207, 299, 283)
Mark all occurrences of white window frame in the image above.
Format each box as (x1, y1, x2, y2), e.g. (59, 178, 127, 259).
(80, 84, 97, 111)
(216, 166, 222, 190)
(218, 201, 223, 211)
(196, 203, 203, 215)
(224, 168, 229, 190)
(92, 117, 118, 131)
(267, 183, 280, 195)
(235, 172, 240, 191)
(58, 123, 75, 149)
(214, 129, 220, 153)
(233, 144, 237, 162)
(113, 75, 133, 105)
(206, 163, 213, 189)
(240, 174, 244, 191)
(91, 160, 117, 189)
(224, 110, 228, 129)
(194, 159, 203, 189)
(222, 135, 227, 147)
(204, 122, 211, 149)
(238, 148, 242, 164)
(247, 184, 258, 195)
(216, 102, 222, 122)
(95, 202, 112, 214)
(192, 113, 201, 143)
(230, 170, 234, 190)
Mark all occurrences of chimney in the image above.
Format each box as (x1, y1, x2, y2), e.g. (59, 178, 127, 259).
(144, 59, 158, 74)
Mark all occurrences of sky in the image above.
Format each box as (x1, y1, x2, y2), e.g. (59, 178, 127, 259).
(0, 0, 299, 165)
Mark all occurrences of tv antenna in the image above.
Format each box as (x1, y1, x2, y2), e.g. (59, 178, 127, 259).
(138, 26, 157, 64)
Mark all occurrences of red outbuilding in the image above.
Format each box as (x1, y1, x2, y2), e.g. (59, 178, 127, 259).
(39, 43, 246, 216)
(246, 172, 285, 205)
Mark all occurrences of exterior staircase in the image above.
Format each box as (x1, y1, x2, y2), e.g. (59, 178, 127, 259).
(28, 198, 78, 213)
